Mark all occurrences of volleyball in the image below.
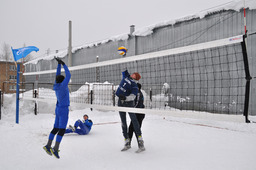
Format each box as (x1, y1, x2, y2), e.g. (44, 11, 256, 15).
(118, 46, 127, 56)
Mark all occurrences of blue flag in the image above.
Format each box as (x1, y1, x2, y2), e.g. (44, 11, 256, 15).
(11, 46, 39, 61)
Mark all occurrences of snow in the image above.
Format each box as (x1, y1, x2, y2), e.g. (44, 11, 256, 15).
(1, 92, 256, 170)
(25, 0, 256, 65)
(132, 0, 256, 37)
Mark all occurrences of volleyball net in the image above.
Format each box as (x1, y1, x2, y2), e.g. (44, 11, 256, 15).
(22, 34, 251, 121)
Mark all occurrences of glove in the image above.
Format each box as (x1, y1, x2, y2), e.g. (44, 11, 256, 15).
(119, 94, 126, 101)
(55, 57, 65, 65)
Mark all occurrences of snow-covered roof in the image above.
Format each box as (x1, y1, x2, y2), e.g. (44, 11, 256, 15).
(0, 58, 15, 63)
(26, 0, 256, 65)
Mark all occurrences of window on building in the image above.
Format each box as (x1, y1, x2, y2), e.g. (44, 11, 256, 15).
(9, 65, 16, 71)
(9, 85, 16, 91)
(9, 75, 17, 80)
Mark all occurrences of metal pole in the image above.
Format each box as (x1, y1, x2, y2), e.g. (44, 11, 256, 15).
(243, 1, 247, 34)
(16, 64, 20, 124)
(2, 82, 5, 105)
(68, 20, 72, 91)
(241, 35, 251, 123)
(34, 79, 38, 115)
(150, 88, 152, 109)
(130, 25, 137, 56)
(113, 89, 116, 106)
(90, 90, 93, 111)
(96, 56, 99, 82)
(68, 20, 72, 67)
(34, 90, 37, 115)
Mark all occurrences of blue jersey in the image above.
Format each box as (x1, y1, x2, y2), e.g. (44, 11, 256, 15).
(115, 70, 138, 101)
(65, 119, 93, 135)
(75, 119, 93, 131)
(53, 64, 71, 107)
(74, 119, 93, 135)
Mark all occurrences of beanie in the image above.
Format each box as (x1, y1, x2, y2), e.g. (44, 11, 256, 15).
(56, 75, 64, 83)
(130, 72, 141, 81)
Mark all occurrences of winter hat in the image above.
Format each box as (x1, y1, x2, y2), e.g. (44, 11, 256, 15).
(56, 75, 64, 83)
(84, 114, 89, 118)
(130, 72, 141, 81)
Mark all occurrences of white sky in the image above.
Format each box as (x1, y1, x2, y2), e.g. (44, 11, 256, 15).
(0, 0, 235, 57)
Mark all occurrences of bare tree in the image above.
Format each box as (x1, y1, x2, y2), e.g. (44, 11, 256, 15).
(0, 43, 12, 83)
(1, 43, 12, 61)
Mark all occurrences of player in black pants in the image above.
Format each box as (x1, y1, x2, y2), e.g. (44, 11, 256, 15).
(128, 83, 145, 144)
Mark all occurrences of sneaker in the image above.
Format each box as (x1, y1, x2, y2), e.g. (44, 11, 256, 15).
(43, 145, 52, 156)
(50, 148, 60, 159)
(136, 136, 145, 153)
(121, 138, 131, 151)
(69, 125, 75, 132)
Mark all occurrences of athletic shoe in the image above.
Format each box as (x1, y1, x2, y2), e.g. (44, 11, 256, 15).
(137, 136, 145, 151)
(43, 145, 52, 156)
(69, 125, 75, 132)
(121, 138, 131, 151)
(50, 148, 60, 159)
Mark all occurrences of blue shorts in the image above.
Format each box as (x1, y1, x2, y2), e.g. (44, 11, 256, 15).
(54, 106, 69, 129)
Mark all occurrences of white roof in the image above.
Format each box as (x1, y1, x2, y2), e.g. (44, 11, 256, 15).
(26, 0, 256, 65)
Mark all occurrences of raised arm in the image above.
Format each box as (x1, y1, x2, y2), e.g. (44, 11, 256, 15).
(56, 64, 61, 76)
(61, 64, 71, 87)
(55, 57, 63, 76)
(122, 70, 130, 79)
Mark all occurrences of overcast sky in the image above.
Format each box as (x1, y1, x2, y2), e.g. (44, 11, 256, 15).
(0, 0, 234, 57)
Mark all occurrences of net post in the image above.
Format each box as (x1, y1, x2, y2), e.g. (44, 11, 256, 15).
(150, 88, 152, 109)
(241, 34, 251, 123)
(33, 89, 38, 115)
(90, 90, 93, 111)
(113, 89, 116, 106)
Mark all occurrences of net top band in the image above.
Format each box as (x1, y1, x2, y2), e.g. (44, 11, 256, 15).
(24, 34, 243, 76)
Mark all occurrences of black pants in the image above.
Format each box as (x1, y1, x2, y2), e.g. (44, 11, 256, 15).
(118, 100, 142, 139)
(128, 113, 145, 141)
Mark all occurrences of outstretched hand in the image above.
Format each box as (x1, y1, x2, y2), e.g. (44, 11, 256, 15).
(54, 57, 65, 65)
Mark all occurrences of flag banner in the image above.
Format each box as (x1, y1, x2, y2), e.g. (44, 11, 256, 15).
(11, 46, 39, 61)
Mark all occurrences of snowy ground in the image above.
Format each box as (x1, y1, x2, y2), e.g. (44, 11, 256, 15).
(1, 94, 256, 170)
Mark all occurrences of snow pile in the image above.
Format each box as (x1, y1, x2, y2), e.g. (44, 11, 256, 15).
(70, 84, 90, 103)
(1, 93, 34, 116)
(92, 82, 115, 106)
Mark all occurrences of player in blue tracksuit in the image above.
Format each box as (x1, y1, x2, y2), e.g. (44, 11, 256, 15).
(115, 70, 145, 152)
(65, 114, 93, 135)
(43, 57, 71, 159)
